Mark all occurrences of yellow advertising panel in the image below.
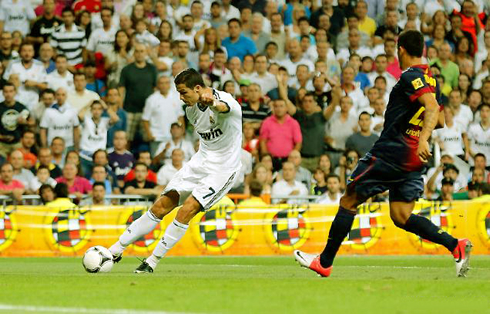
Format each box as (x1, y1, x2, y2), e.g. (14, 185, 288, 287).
(0, 200, 489, 257)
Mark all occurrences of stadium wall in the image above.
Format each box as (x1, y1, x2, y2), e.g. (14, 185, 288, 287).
(0, 200, 489, 257)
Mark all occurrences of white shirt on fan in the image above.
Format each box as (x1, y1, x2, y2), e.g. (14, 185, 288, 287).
(185, 89, 242, 173)
(142, 91, 184, 143)
(467, 123, 490, 165)
(0, 0, 35, 36)
(87, 26, 118, 55)
(433, 123, 465, 156)
(39, 103, 79, 147)
(46, 70, 74, 93)
(80, 115, 111, 153)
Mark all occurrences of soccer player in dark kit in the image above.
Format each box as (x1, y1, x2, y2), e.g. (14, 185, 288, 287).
(294, 30, 472, 277)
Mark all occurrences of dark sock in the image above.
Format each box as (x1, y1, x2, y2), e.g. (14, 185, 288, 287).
(319, 207, 356, 268)
(402, 214, 458, 252)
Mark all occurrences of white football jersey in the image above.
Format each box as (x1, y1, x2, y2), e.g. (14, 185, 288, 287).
(467, 123, 490, 165)
(185, 89, 242, 173)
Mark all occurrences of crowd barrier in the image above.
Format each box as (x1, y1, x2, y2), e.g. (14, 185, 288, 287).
(0, 199, 489, 257)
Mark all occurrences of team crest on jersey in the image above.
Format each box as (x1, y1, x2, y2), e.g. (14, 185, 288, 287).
(0, 208, 18, 253)
(119, 209, 164, 253)
(209, 116, 215, 124)
(191, 203, 239, 252)
(408, 201, 453, 250)
(411, 78, 424, 90)
(44, 209, 92, 253)
(476, 206, 490, 248)
(344, 203, 383, 250)
(265, 205, 311, 251)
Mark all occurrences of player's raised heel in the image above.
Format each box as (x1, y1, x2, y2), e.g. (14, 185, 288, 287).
(452, 239, 472, 277)
(294, 250, 332, 277)
(134, 259, 154, 273)
(112, 254, 122, 264)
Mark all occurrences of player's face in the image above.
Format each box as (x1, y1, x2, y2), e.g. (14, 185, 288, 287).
(176, 84, 200, 106)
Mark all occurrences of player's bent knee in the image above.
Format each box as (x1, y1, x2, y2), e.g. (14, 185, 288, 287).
(150, 192, 179, 219)
(176, 197, 202, 224)
(390, 212, 410, 229)
(339, 193, 360, 212)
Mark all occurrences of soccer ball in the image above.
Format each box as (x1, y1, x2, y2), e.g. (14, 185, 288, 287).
(82, 246, 114, 273)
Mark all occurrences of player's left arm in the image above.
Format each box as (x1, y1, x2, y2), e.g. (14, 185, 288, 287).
(200, 88, 234, 114)
(417, 93, 440, 162)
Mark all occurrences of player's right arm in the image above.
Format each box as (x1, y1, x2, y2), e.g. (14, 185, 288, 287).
(417, 92, 440, 162)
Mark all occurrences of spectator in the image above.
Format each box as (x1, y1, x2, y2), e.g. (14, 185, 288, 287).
(50, 137, 65, 168)
(18, 130, 37, 169)
(337, 29, 373, 66)
(239, 180, 268, 207)
(80, 181, 110, 206)
(286, 91, 338, 173)
(0, 83, 33, 158)
(0, 0, 35, 36)
(325, 96, 358, 160)
(207, 2, 226, 29)
(428, 163, 466, 193)
(430, 43, 459, 88)
(448, 89, 473, 130)
(108, 130, 134, 188)
(156, 148, 185, 188)
(244, 13, 270, 54)
(0, 163, 24, 202)
(345, 112, 379, 158)
(335, 149, 360, 191)
(40, 88, 80, 151)
(50, 8, 87, 70)
(10, 150, 34, 187)
(27, 0, 62, 51)
(271, 161, 308, 204)
(221, 0, 240, 21)
(368, 54, 397, 92)
(222, 18, 257, 61)
(434, 107, 466, 159)
(32, 88, 55, 126)
(118, 43, 157, 144)
(56, 162, 92, 199)
(91, 149, 118, 185)
(318, 154, 332, 175)
(123, 151, 157, 183)
(317, 174, 342, 205)
(86, 6, 117, 57)
(105, 30, 133, 88)
(35, 147, 62, 179)
(356, 0, 376, 37)
(37, 42, 55, 74)
(105, 88, 127, 149)
(241, 83, 270, 126)
(46, 182, 76, 208)
(0, 32, 19, 68)
(79, 100, 119, 174)
(153, 122, 195, 166)
(67, 72, 101, 114)
(3, 43, 47, 110)
(39, 183, 56, 204)
(46, 55, 74, 93)
(466, 103, 490, 165)
(124, 162, 162, 197)
(84, 62, 107, 97)
(142, 76, 184, 157)
(28, 164, 56, 194)
(280, 39, 314, 76)
(246, 162, 272, 195)
(250, 54, 276, 94)
(311, 167, 328, 196)
(65, 149, 84, 178)
(189, 0, 210, 32)
(336, 15, 370, 51)
(260, 99, 302, 171)
(89, 164, 119, 195)
(438, 178, 455, 201)
(267, 67, 298, 103)
(134, 19, 160, 48)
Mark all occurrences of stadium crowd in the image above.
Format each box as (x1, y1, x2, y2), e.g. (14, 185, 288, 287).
(0, 0, 489, 206)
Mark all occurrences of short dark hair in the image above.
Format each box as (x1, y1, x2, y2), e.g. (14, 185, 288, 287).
(74, 71, 86, 79)
(40, 88, 55, 97)
(37, 164, 50, 172)
(92, 181, 106, 190)
(326, 174, 340, 181)
(397, 30, 424, 57)
(54, 182, 70, 198)
(249, 180, 263, 197)
(475, 153, 487, 160)
(3, 82, 15, 90)
(134, 162, 148, 171)
(358, 111, 371, 119)
(62, 7, 74, 15)
(298, 16, 310, 24)
(55, 54, 67, 61)
(228, 18, 242, 27)
(174, 68, 205, 89)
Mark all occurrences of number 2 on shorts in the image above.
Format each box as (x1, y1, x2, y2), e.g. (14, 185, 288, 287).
(203, 187, 216, 199)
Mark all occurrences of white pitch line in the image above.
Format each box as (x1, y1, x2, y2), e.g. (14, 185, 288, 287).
(0, 304, 195, 314)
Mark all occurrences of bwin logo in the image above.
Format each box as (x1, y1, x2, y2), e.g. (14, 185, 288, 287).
(198, 128, 223, 140)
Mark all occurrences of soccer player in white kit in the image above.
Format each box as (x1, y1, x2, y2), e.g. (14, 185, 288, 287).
(109, 68, 242, 273)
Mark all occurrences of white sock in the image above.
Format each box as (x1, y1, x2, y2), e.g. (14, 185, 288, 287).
(109, 210, 161, 256)
(146, 219, 188, 269)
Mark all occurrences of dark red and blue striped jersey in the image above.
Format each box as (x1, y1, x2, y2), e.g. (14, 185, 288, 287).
(369, 64, 442, 172)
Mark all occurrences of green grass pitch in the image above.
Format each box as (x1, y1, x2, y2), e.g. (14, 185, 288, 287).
(1, 256, 490, 314)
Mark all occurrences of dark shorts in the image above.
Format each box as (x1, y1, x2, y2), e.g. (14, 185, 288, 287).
(347, 153, 424, 202)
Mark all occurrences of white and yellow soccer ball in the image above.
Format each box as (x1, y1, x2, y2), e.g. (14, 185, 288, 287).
(82, 246, 114, 273)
